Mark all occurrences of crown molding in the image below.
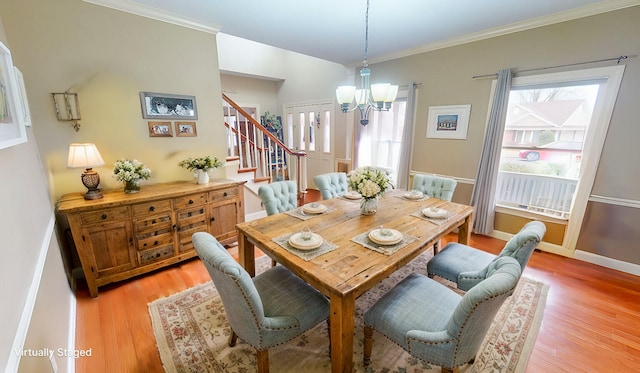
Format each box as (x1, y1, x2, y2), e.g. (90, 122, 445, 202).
(83, 0, 220, 34)
(368, 0, 640, 65)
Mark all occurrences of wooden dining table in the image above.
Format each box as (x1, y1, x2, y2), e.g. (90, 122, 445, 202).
(236, 189, 474, 372)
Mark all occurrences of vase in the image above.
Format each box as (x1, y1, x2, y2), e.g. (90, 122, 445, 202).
(124, 179, 140, 194)
(360, 197, 378, 215)
(196, 169, 210, 185)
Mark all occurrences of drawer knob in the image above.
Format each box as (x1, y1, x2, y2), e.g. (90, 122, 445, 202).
(211, 217, 215, 222)
(149, 206, 155, 212)
(223, 192, 228, 197)
(101, 214, 107, 220)
(189, 199, 194, 204)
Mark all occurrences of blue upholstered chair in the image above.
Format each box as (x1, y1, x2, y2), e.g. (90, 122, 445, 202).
(412, 173, 457, 201)
(258, 180, 298, 215)
(427, 221, 546, 291)
(313, 172, 348, 200)
(192, 232, 330, 373)
(363, 256, 522, 373)
(412, 173, 458, 253)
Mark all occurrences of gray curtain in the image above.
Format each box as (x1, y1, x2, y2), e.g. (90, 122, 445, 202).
(470, 69, 512, 234)
(396, 82, 417, 190)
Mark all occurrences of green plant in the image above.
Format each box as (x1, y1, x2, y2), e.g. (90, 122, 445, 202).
(262, 111, 281, 131)
(178, 156, 223, 171)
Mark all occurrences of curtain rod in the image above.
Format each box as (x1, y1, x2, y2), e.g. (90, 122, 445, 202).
(472, 55, 629, 80)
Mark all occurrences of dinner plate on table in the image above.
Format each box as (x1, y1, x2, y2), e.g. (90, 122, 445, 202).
(302, 203, 327, 214)
(288, 232, 323, 250)
(403, 190, 425, 200)
(368, 228, 403, 245)
(422, 207, 449, 219)
(344, 191, 362, 200)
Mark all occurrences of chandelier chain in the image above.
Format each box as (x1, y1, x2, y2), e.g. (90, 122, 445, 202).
(363, 0, 370, 66)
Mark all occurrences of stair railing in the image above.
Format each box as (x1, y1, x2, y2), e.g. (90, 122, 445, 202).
(222, 93, 308, 197)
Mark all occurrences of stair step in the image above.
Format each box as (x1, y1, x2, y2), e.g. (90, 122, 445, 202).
(237, 167, 258, 174)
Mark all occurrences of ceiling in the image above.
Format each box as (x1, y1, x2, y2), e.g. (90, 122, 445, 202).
(106, 0, 637, 65)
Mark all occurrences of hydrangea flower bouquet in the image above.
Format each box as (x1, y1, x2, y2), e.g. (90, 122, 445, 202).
(348, 166, 392, 215)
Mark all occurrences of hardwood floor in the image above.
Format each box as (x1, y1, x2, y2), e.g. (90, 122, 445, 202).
(75, 191, 640, 372)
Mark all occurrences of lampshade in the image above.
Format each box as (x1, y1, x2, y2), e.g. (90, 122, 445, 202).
(68, 143, 105, 169)
(68, 143, 105, 200)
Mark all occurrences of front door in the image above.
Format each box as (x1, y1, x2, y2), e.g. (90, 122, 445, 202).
(284, 101, 335, 188)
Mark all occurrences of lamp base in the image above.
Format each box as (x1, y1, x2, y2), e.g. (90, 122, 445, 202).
(81, 168, 103, 200)
(84, 189, 103, 200)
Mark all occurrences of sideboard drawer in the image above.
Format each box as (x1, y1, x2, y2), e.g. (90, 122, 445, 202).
(210, 187, 238, 201)
(80, 207, 130, 225)
(173, 193, 208, 209)
(132, 200, 172, 216)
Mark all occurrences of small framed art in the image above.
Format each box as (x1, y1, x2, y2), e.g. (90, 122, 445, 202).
(175, 121, 197, 137)
(148, 121, 173, 137)
(426, 104, 471, 140)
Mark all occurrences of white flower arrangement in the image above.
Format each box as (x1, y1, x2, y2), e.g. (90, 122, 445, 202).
(178, 156, 223, 171)
(112, 159, 151, 182)
(348, 166, 392, 198)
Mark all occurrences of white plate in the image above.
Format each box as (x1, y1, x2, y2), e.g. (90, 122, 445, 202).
(422, 207, 449, 219)
(288, 232, 323, 250)
(368, 228, 403, 245)
(404, 190, 424, 200)
(302, 203, 327, 214)
(344, 191, 362, 200)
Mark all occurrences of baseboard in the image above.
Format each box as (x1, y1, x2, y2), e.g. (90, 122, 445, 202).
(490, 229, 639, 276)
(246, 210, 267, 222)
(7, 214, 56, 373)
(574, 250, 640, 276)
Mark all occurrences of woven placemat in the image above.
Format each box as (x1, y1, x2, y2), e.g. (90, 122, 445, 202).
(272, 233, 338, 260)
(351, 230, 417, 255)
(410, 210, 452, 226)
(284, 206, 336, 220)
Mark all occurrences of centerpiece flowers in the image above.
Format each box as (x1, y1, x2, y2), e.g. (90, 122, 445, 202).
(348, 166, 393, 215)
(178, 155, 223, 184)
(112, 159, 151, 193)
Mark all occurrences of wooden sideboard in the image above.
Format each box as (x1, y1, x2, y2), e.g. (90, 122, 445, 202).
(56, 179, 245, 297)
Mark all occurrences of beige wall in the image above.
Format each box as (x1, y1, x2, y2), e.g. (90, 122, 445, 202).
(367, 7, 640, 265)
(0, 14, 72, 372)
(1, 0, 226, 202)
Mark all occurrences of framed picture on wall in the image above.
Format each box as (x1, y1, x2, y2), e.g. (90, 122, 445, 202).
(175, 121, 197, 137)
(0, 41, 27, 150)
(426, 104, 471, 140)
(139, 92, 198, 120)
(148, 121, 173, 137)
(14, 67, 31, 127)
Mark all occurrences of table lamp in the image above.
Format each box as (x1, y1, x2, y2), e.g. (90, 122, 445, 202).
(68, 143, 106, 200)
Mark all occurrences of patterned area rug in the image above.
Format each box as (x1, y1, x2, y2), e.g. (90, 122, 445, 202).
(149, 253, 548, 372)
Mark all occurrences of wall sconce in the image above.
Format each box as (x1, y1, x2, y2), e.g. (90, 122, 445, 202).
(68, 143, 105, 200)
(52, 92, 81, 131)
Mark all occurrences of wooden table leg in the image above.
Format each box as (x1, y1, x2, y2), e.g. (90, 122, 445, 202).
(458, 213, 473, 245)
(238, 231, 255, 276)
(329, 292, 355, 373)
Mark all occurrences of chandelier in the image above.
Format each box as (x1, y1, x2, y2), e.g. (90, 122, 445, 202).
(336, 0, 398, 126)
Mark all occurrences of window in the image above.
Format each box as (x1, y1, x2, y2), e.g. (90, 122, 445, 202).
(497, 83, 599, 219)
(357, 99, 407, 185)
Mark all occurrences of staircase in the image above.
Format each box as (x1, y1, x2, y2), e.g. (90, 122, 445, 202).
(221, 93, 307, 218)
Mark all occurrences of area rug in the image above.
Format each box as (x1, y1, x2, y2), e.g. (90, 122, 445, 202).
(149, 253, 548, 372)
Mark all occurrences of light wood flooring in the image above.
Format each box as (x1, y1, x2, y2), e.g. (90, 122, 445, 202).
(75, 191, 640, 372)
